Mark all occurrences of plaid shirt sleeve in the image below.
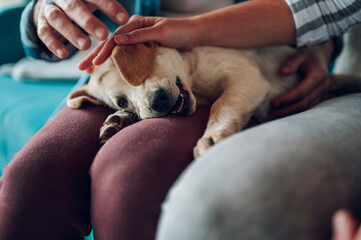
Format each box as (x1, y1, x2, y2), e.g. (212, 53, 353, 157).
(285, 0, 361, 47)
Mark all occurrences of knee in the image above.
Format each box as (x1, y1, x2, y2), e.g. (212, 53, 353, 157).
(90, 115, 206, 184)
(157, 159, 280, 240)
(157, 148, 350, 240)
(90, 107, 209, 181)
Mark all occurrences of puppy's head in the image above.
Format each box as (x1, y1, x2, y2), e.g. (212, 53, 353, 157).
(67, 43, 196, 119)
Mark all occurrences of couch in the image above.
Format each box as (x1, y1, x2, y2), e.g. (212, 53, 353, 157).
(0, 2, 76, 174)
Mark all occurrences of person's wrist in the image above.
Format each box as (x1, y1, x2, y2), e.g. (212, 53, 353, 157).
(308, 39, 334, 64)
(188, 15, 207, 47)
(324, 38, 335, 63)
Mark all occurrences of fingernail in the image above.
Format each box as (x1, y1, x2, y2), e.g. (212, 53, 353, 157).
(95, 27, 108, 39)
(77, 38, 87, 49)
(56, 49, 63, 58)
(333, 211, 347, 233)
(116, 12, 127, 23)
(115, 35, 128, 43)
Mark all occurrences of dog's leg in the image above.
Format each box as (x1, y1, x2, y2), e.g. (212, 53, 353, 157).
(99, 110, 138, 144)
(193, 73, 270, 158)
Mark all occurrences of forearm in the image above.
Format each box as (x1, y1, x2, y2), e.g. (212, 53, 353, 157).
(192, 0, 297, 48)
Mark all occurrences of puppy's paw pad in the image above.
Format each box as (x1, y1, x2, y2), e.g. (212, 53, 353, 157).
(193, 129, 234, 158)
(99, 126, 119, 144)
(106, 115, 122, 125)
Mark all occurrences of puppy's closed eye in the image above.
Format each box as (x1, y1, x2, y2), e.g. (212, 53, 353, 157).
(117, 97, 128, 108)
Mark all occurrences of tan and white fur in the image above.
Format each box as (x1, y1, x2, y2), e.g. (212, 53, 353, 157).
(67, 44, 360, 158)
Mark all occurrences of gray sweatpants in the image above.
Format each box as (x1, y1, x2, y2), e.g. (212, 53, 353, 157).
(157, 94, 361, 240)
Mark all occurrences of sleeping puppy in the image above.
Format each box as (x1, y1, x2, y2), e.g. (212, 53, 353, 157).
(67, 42, 360, 158)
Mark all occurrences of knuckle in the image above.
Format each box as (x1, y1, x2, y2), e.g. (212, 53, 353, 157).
(62, 0, 77, 11)
(107, 1, 118, 10)
(81, 16, 94, 28)
(130, 14, 141, 21)
(37, 25, 51, 39)
(47, 39, 59, 49)
(45, 6, 63, 21)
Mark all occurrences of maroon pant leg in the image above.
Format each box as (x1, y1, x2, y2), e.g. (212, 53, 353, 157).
(0, 105, 111, 240)
(90, 107, 210, 240)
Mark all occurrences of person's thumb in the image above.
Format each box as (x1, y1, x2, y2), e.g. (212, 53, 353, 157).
(279, 51, 307, 75)
(114, 27, 158, 45)
(332, 210, 357, 240)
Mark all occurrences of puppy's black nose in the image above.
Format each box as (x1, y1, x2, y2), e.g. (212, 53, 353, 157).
(150, 89, 170, 113)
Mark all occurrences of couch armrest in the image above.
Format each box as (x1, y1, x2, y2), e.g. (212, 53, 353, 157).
(0, 2, 27, 65)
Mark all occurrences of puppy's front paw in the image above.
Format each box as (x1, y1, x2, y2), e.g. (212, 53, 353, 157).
(99, 114, 125, 144)
(193, 137, 214, 158)
(193, 130, 233, 158)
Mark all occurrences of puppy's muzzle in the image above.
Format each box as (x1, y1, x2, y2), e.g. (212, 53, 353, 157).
(149, 89, 171, 114)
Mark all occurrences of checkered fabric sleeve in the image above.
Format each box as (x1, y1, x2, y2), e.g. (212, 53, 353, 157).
(285, 0, 361, 47)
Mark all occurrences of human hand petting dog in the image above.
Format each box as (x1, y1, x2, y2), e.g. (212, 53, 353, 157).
(78, 15, 198, 71)
(269, 41, 334, 119)
(77, 0, 333, 119)
(332, 210, 361, 240)
(79, 0, 297, 70)
(33, 0, 129, 59)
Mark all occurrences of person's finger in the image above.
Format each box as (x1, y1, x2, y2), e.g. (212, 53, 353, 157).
(78, 41, 106, 70)
(37, 16, 68, 58)
(112, 15, 162, 45)
(271, 67, 328, 108)
(332, 210, 358, 240)
(354, 224, 361, 240)
(44, 4, 91, 50)
(269, 80, 328, 119)
(54, 0, 109, 41)
(114, 26, 162, 45)
(113, 15, 157, 36)
(280, 50, 308, 75)
(87, 0, 129, 25)
(86, 65, 95, 74)
(92, 37, 116, 65)
(88, 16, 148, 67)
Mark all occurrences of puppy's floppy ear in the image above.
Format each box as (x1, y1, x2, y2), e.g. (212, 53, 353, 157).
(111, 41, 158, 86)
(67, 85, 104, 109)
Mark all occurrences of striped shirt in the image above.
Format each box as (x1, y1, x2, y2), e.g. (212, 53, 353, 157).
(285, 0, 361, 47)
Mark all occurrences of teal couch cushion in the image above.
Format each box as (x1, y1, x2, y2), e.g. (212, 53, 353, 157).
(0, 1, 26, 65)
(0, 1, 77, 174)
(0, 74, 75, 175)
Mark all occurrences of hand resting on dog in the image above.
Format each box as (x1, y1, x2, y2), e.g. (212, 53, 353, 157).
(79, 20, 333, 119)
